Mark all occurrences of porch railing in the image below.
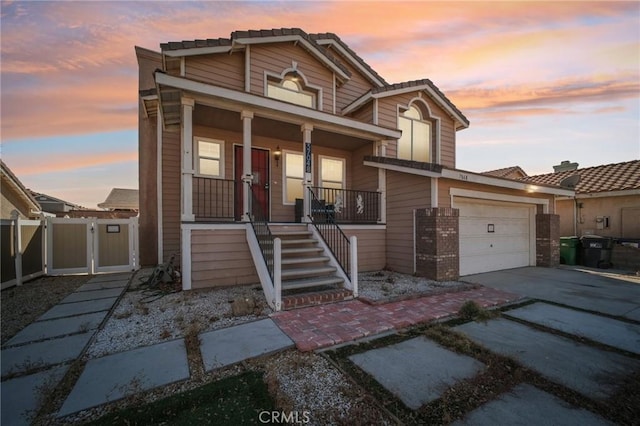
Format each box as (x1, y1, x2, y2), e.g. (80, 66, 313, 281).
(310, 187, 380, 223)
(308, 187, 352, 280)
(193, 177, 236, 220)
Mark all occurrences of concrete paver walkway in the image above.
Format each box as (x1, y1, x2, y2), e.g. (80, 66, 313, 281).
(505, 302, 640, 354)
(273, 286, 520, 351)
(1, 273, 130, 425)
(349, 336, 484, 409)
(456, 318, 640, 399)
(452, 384, 613, 426)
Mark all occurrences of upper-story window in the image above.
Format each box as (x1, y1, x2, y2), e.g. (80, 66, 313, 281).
(267, 74, 316, 109)
(398, 105, 432, 162)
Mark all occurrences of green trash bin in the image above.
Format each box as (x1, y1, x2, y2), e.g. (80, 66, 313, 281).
(560, 237, 580, 265)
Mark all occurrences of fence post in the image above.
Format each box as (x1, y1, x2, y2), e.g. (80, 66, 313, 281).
(350, 235, 358, 297)
(10, 211, 23, 286)
(274, 237, 282, 311)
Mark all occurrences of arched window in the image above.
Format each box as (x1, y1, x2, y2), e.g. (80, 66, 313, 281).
(267, 74, 316, 108)
(397, 104, 431, 162)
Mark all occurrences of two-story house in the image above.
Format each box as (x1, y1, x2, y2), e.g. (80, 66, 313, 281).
(137, 28, 572, 311)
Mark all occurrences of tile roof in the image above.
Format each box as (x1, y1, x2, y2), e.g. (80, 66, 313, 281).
(309, 32, 388, 86)
(371, 79, 469, 127)
(521, 160, 640, 194)
(483, 166, 528, 179)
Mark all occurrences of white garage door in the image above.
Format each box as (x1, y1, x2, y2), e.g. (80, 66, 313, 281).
(456, 197, 535, 276)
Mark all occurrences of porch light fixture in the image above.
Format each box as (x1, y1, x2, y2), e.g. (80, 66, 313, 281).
(274, 146, 282, 167)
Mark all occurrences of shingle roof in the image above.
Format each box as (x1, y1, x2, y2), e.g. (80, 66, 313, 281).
(161, 38, 232, 51)
(521, 160, 640, 194)
(483, 166, 528, 179)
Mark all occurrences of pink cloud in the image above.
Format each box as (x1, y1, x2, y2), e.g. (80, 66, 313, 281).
(9, 150, 137, 177)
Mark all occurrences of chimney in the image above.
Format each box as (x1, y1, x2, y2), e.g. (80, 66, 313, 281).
(553, 160, 579, 173)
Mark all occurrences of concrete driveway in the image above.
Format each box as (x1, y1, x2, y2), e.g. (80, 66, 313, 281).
(462, 266, 640, 321)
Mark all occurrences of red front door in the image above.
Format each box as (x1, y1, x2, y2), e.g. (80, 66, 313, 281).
(235, 146, 270, 221)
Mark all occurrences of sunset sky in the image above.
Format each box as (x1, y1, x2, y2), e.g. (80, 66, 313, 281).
(1, 1, 638, 208)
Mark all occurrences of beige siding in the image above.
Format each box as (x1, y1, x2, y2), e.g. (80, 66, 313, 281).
(250, 43, 334, 114)
(190, 229, 258, 288)
(334, 58, 375, 113)
(1, 186, 31, 219)
(385, 171, 431, 274)
(185, 53, 244, 91)
(162, 131, 181, 263)
(342, 228, 386, 272)
(351, 144, 378, 192)
(377, 92, 457, 168)
(437, 179, 555, 213)
(556, 195, 640, 238)
(349, 102, 374, 124)
(137, 48, 162, 265)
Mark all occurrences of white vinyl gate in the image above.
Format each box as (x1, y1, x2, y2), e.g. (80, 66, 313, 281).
(46, 217, 139, 275)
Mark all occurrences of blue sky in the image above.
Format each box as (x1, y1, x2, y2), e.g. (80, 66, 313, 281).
(1, 1, 638, 207)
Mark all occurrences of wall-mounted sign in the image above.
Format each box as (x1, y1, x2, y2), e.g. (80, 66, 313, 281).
(487, 224, 495, 233)
(107, 225, 121, 233)
(304, 142, 312, 174)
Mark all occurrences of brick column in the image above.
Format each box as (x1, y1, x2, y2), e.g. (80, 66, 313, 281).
(536, 213, 560, 267)
(415, 208, 459, 281)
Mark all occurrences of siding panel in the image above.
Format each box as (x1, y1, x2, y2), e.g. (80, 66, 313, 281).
(385, 171, 430, 274)
(185, 53, 244, 90)
(342, 228, 386, 272)
(191, 229, 258, 288)
(162, 131, 181, 264)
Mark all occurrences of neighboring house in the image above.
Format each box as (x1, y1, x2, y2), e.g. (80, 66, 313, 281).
(523, 160, 640, 239)
(137, 28, 572, 309)
(30, 191, 84, 215)
(483, 166, 528, 180)
(98, 188, 139, 211)
(1, 161, 41, 219)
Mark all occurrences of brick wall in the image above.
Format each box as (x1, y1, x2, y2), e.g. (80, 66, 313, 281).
(536, 214, 560, 267)
(415, 207, 459, 281)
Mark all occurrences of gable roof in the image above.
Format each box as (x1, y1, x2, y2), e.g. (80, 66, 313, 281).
(343, 78, 470, 130)
(161, 28, 352, 82)
(0, 160, 40, 215)
(521, 160, 640, 194)
(309, 32, 387, 87)
(30, 191, 84, 209)
(98, 188, 139, 210)
(483, 166, 528, 179)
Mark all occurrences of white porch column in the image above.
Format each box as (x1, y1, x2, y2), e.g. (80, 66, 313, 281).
(181, 98, 195, 222)
(241, 110, 254, 221)
(301, 123, 314, 221)
(377, 140, 388, 223)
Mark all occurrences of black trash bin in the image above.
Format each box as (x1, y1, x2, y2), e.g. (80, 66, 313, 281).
(580, 235, 613, 268)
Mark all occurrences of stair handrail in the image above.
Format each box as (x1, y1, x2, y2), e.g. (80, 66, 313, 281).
(307, 187, 352, 280)
(248, 184, 275, 282)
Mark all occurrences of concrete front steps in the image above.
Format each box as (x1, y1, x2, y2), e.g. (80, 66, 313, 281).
(270, 224, 353, 310)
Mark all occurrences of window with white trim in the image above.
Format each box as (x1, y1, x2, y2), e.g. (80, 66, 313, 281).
(195, 138, 224, 178)
(267, 76, 316, 108)
(398, 105, 431, 162)
(284, 152, 304, 204)
(319, 157, 345, 190)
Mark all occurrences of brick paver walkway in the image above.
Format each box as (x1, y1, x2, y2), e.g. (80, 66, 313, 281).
(271, 286, 521, 351)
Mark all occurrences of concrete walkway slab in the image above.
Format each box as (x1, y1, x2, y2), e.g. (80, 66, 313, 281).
(58, 339, 189, 417)
(1, 332, 92, 377)
(452, 383, 612, 426)
(455, 319, 640, 399)
(86, 273, 132, 283)
(199, 319, 294, 372)
(349, 336, 485, 410)
(464, 267, 640, 321)
(38, 297, 117, 321)
(76, 279, 128, 292)
(60, 287, 124, 304)
(1, 365, 69, 426)
(506, 303, 640, 354)
(6, 311, 107, 347)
